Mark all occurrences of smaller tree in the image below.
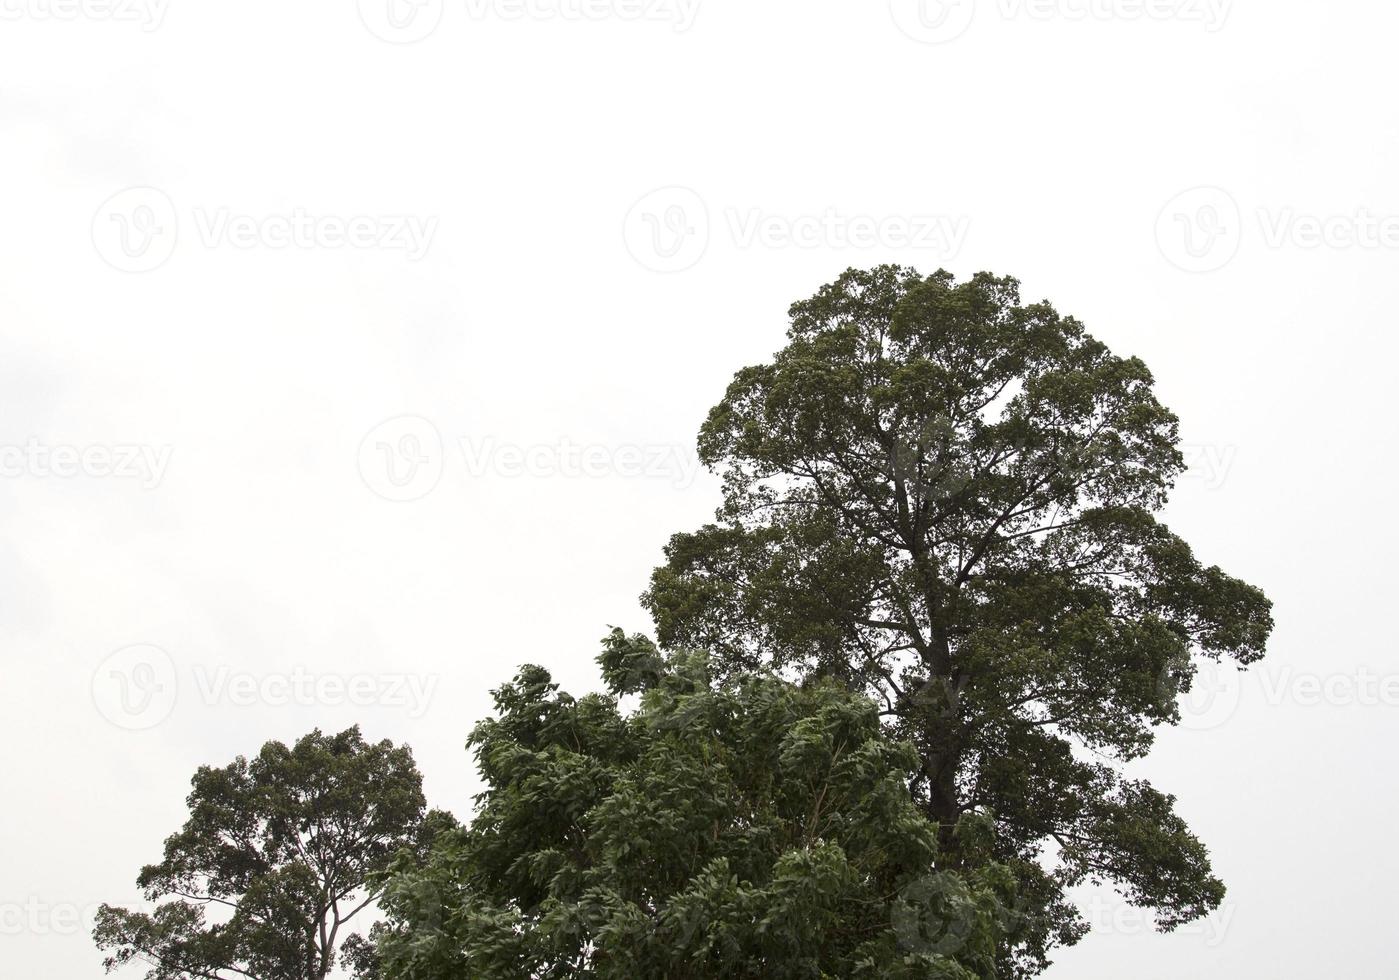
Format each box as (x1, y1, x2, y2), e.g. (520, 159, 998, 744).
(365, 630, 1022, 980)
(94, 726, 452, 980)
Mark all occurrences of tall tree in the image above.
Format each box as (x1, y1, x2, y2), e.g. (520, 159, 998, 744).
(363, 630, 1020, 980)
(643, 266, 1273, 974)
(94, 726, 451, 980)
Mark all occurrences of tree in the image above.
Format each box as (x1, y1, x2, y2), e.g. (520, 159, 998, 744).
(642, 266, 1273, 974)
(363, 629, 1021, 980)
(94, 726, 452, 980)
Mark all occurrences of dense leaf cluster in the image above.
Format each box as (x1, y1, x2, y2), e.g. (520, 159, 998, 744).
(367, 630, 1020, 979)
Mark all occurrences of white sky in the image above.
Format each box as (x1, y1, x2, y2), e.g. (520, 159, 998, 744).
(2, 2, 1393, 977)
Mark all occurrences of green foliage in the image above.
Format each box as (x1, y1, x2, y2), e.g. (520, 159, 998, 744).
(366, 630, 1019, 980)
(642, 267, 1273, 974)
(93, 727, 451, 980)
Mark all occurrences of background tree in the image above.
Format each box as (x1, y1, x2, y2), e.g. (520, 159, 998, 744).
(94, 726, 451, 980)
(643, 267, 1273, 974)
(364, 629, 1020, 980)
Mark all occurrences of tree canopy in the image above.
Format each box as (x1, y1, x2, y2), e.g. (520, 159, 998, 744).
(363, 630, 1019, 980)
(95, 267, 1271, 980)
(643, 266, 1273, 973)
(93, 726, 449, 980)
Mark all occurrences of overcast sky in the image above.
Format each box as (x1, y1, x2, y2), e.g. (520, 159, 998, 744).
(2, 2, 1393, 977)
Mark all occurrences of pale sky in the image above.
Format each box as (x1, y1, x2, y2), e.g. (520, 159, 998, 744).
(2, 2, 1394, 977)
